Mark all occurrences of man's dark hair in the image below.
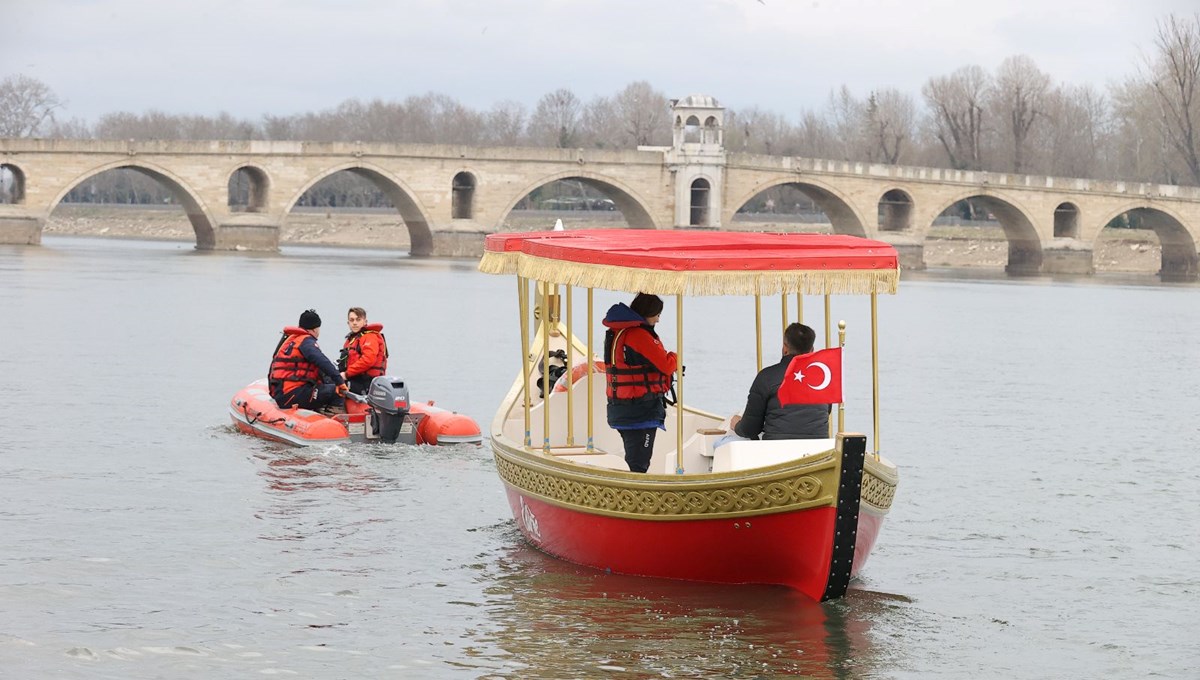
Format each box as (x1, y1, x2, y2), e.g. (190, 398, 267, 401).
(630, 293, 664, 319)
(783, 323, 816, 354)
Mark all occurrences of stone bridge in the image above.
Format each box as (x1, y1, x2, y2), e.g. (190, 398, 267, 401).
(2, 95, 1198, 279)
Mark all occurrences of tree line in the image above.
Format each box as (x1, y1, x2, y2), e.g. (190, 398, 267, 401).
(1, 13, 1197, 209)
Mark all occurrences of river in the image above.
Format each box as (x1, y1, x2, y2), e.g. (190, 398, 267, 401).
(1, 236, 1197, 679)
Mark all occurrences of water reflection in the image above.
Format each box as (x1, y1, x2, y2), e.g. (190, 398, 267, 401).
(477, 537, 893, 678)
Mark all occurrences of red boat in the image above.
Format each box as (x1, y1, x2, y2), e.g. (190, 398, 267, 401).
(229, 377, 481, 447)
(478, 229, 900, 601)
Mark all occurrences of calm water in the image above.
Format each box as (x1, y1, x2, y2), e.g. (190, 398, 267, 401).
(1, 236, 1197, 679)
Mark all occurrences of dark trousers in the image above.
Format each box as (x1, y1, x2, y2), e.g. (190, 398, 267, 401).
(619, 428, 657, 473)
(348, 374, 374, 395)
(275, 383, 339, 410)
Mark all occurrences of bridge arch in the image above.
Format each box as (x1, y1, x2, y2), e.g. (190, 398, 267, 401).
(931, 191, 1043, 274)
(728, 178, 868, 237)
(49, 160, 218, 248)
(452, 170, 476, 219)
(498, 170, 659, 229)
(878, 187, 914, 232)
(284, 162, 434, 256)
(227, 164, 271, 213)
(1, 163, 25, 204)
(1054, 202, 1080, 239)
(1094, 202, 1198, 281)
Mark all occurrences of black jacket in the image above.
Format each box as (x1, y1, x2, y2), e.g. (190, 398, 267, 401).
(734, 354, 830, 440)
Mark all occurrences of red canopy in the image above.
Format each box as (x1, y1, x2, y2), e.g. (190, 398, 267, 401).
(479, 229, 899, 296)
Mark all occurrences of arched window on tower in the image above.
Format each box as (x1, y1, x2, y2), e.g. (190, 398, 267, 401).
(690, 178, 711, 226)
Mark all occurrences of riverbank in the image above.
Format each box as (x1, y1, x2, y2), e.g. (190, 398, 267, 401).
(41, 204, 1163, 272)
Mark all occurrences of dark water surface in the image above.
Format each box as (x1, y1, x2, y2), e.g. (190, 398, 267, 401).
(1, 237, 1197, 679)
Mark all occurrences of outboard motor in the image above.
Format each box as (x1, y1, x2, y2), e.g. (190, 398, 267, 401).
(367, 376, 413, 444)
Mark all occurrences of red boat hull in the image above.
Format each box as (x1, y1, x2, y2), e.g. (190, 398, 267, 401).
(505, 487, 841, 601)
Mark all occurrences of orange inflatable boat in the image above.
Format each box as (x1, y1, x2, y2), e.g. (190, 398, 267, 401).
(229, 377, 481, 447)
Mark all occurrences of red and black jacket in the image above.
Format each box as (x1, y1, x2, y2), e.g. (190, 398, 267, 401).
(339, 323, 388, 379)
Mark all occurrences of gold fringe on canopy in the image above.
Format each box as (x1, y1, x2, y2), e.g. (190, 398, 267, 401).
(507, 253, 899, 296)
(478, 250, 520, 275)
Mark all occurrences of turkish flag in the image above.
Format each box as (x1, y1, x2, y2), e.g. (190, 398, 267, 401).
(777, 348, 843, 405)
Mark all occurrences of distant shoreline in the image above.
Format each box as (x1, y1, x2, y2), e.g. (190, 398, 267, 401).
(39, 204, 1163, 273)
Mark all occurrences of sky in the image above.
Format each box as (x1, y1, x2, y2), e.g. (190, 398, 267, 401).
(2, 0, 1196, 123)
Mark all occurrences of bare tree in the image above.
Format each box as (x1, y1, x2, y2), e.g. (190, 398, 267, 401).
(483, 100, 527, 146)
(865, 88, 916, 164)
(578, 96, 622, 149)
(826, 86, 869, 161)
(922, 65, 990, 170)
(1039, 84, 1109, 178)
(0, 75, 64, 137)
(1145, 13, 1200, 184)
(610, 81, 670, 147)
(990, 55, 1052, 173)
(529, 89, 582, 148)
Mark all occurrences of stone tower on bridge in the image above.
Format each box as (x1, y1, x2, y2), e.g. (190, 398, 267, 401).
(666, 95, 726, 228)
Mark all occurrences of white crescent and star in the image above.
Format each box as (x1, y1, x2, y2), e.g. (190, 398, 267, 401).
(792, 361, 832, 390)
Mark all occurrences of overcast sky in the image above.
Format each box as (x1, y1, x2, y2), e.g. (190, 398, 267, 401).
(3, 0, 1196, 123)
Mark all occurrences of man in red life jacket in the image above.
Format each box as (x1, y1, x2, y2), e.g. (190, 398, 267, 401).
(602, 293, 678, 473)
(268, 309, 347, 410)
(338, 306, 388, 395)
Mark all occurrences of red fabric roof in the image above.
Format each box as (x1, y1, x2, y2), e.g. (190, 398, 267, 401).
(484, 229, 898, 273)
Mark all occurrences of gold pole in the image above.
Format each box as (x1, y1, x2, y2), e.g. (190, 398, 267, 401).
(675, 294, 685, 475)
(781, 293, 789, 331)
(824, 294, 832, 349)
(871, 291, 880, 459)
(518, 277, 531, 449)
(837, 320, 847, 434)
(586, 287, 594, 453)
(566, 284, 575, 447)
(754, 294, 763, 372)
(797, 294, 804, 324)
(542, 282, 552, 455)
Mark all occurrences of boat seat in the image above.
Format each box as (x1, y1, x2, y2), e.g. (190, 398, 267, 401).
(711, 438, 835, 473)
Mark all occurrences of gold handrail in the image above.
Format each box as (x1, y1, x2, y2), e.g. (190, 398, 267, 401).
(675, 293, 685, 475)
(518, 276, 531, 449)
(566, 284, 575, 447)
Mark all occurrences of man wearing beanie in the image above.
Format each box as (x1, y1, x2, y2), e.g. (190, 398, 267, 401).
(601, 293, 678, 473)
(267, 309, 347, 410)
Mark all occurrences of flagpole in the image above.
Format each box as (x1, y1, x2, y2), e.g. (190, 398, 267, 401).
(518, 276, 531, 449)
(565, 284, 574, 448)
(871, 291, 880, 459)
(837, 320, 846, 434)
(676, 293, 685, 475)
(797, 294, 803, 324)
(586, 287, 594, 454)
(755, 294, 763, 372)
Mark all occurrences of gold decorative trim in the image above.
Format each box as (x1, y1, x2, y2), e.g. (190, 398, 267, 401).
(862, 471, 896, 511)
(477, 250, 519, 275)
(503, 253, 899, 297)
(492, 440, 840, 521)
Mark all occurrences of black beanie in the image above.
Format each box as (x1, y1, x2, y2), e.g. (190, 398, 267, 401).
(298, 309, 321, 330)
(630, 293, 664, 319)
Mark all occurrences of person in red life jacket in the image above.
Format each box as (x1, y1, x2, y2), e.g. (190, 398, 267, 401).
(602, 293, 678, 473)
(268, 309, 347, 410)
(338, 306, 388, 395)
(728, 323, 830, 442)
